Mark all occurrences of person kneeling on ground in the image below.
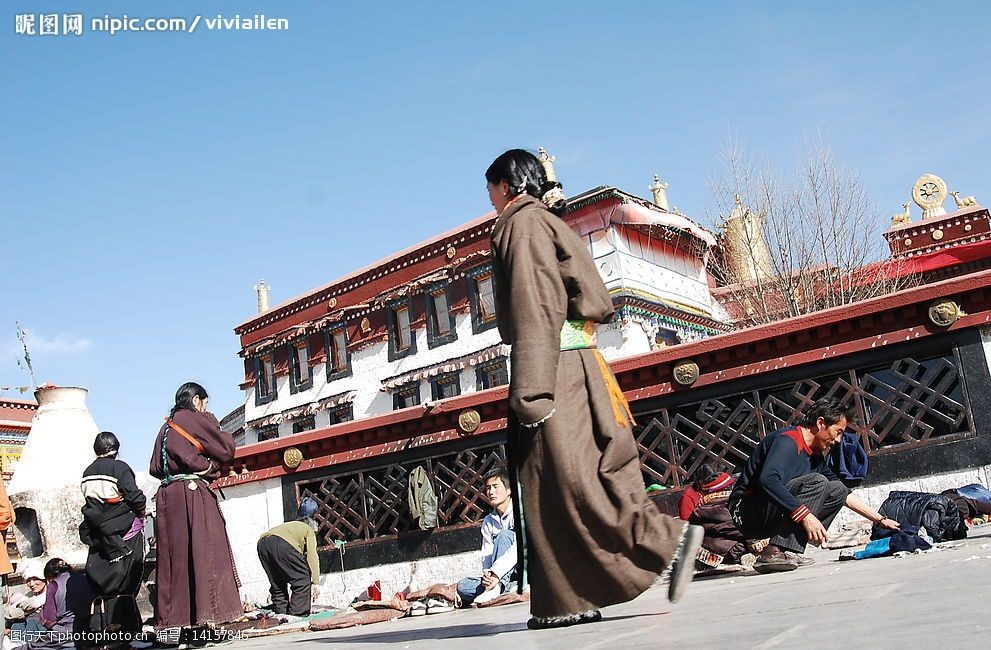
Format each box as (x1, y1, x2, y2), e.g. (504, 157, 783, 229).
(457, 467, 519, 606)
(681, 463, 765, 569)
(728, 397, 899, 573)
(257, 498, 321, 616)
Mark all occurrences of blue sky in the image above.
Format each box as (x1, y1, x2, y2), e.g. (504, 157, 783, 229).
(3, 1, 989, 468)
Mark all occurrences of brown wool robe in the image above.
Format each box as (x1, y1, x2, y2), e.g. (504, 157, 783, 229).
(491, 195, 685, 618)
(148, 409, 243, 629)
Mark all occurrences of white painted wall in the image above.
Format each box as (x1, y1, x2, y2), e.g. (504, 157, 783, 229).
(242, 313, 503, 443)
(219, 477, 485, 608)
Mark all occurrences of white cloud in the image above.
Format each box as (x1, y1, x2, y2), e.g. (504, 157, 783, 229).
(2, 329, 92, 361)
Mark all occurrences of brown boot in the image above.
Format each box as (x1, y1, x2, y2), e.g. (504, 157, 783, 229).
(753, 545, 798, 574)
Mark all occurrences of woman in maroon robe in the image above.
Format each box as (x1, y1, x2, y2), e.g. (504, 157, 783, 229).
(486, 150, 703, 629)
(148, 382, 242, 631)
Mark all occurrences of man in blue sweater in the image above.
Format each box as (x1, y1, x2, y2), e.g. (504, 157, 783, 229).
(728, 398, 898, 573)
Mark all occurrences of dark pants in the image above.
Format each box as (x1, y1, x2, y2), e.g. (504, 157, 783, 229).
(735, 473, 848, 554)
(257, 536, 312, 616)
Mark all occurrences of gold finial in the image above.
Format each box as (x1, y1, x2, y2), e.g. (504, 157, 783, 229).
(254, 279, 271, 313)
(890, 202, 911, 226)
(649, 174, 671, 211)
(723, 195, 773, 285)
(950, 191, 978, 208)
(538, 147, 557, 183)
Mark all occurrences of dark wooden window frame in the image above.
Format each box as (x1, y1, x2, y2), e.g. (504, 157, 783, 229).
(425, 282, 458, 349)
(292, 415, 316, 434)
(328, 403, 354, 425)
(393, 382, 421, 410)
(288, 338, 314, 394)
(256, 424, 279, 442)
(254, 354, 277, 406)
(325, 323, 352, 381)
(475, 357, 509, 390)
(387, 299, 417, 361)
(430, 371, 461, 401)
(468, 264, 498, 334)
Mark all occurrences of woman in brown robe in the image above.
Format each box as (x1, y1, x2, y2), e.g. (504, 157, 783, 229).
(486, 149, 703, 628)
(148, 382, 242, 631)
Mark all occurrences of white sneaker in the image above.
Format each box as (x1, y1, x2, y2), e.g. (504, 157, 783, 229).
(409, 600, 428, 616)
(425, 597, 455, 614)
(472, 584, 503, 605)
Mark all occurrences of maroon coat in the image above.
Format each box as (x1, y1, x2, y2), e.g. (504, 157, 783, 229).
(149, 409, 242, 629)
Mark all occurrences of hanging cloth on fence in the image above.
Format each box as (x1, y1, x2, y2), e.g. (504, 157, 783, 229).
(408, 466, 438, 530)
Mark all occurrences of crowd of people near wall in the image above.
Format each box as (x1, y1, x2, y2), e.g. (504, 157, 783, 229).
(0, 382, 246, 649)
(3, 149, 990, 647)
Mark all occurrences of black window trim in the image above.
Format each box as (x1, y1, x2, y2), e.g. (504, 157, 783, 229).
(430, 370, 462, 401)
(475, 356, 509, 390)
(387, 298, 418, 361)
(468, 264, 498, 334)
(254, 353, 277, 406)
(292, 415, 316, 434)
(325, 322, 353, 381)
(392, 381, 421, 410)
(288, 338, 314, 395)
(425, 281, 458, 349)
(256, 424, 280, 442)
(328, 402, 355, 425)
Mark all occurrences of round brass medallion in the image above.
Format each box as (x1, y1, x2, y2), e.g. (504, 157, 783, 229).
(457, 409, 481, 434)
(672, 359, 700, 386)
(903, 239, 912, 247)
(928, 299, 964, 327)
(446, 246, 457, 260)
(932, 229, 944, 241)
(283, 447, 304, 469)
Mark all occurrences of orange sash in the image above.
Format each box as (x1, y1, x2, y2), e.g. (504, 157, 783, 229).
(165, 417, 205, 453)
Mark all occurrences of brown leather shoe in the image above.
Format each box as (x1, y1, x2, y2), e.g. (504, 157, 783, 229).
(784, 551, 815, 567)
(753, 545, 799, 574)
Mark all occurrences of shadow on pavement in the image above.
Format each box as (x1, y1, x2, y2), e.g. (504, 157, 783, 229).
(307, 622, 526, 644)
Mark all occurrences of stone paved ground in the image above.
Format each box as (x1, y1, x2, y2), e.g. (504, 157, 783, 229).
(234, 527, 991, 649)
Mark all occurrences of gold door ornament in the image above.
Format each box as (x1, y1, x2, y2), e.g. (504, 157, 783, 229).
(457, 409, 481, 434)
(928, 299, 965, 327)
(673, 359, 700, 386)
(283, 447, 304, 469)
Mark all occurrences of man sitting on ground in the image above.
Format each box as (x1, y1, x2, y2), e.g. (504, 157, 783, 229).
(728, 397, 899, 573)
(457, 467, 519, 606)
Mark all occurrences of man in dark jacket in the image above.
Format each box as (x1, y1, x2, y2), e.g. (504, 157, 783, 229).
(728, 398, 899, 573)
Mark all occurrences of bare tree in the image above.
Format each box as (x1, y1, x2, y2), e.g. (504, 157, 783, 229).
(707, 135, 916, 326)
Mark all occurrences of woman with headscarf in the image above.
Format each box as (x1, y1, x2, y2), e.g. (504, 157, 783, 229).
(485, 149, 703, 629)
(79, 431, 146, 639)
(256, 498, 321, 616)
(25, 559, 93, 650)
(148, 382, 242, 632)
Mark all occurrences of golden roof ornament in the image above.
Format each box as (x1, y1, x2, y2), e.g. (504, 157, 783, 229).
(537, 146, 565, 207)
(912, 173, 948, 220)
(538, 147, 557, 183)
(649, 174, 671, 211)
(950, 191, 979, 208)
(254, 279, 271, 313)
(890, 202, 911, 226)
(722, 194, 774, 285)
